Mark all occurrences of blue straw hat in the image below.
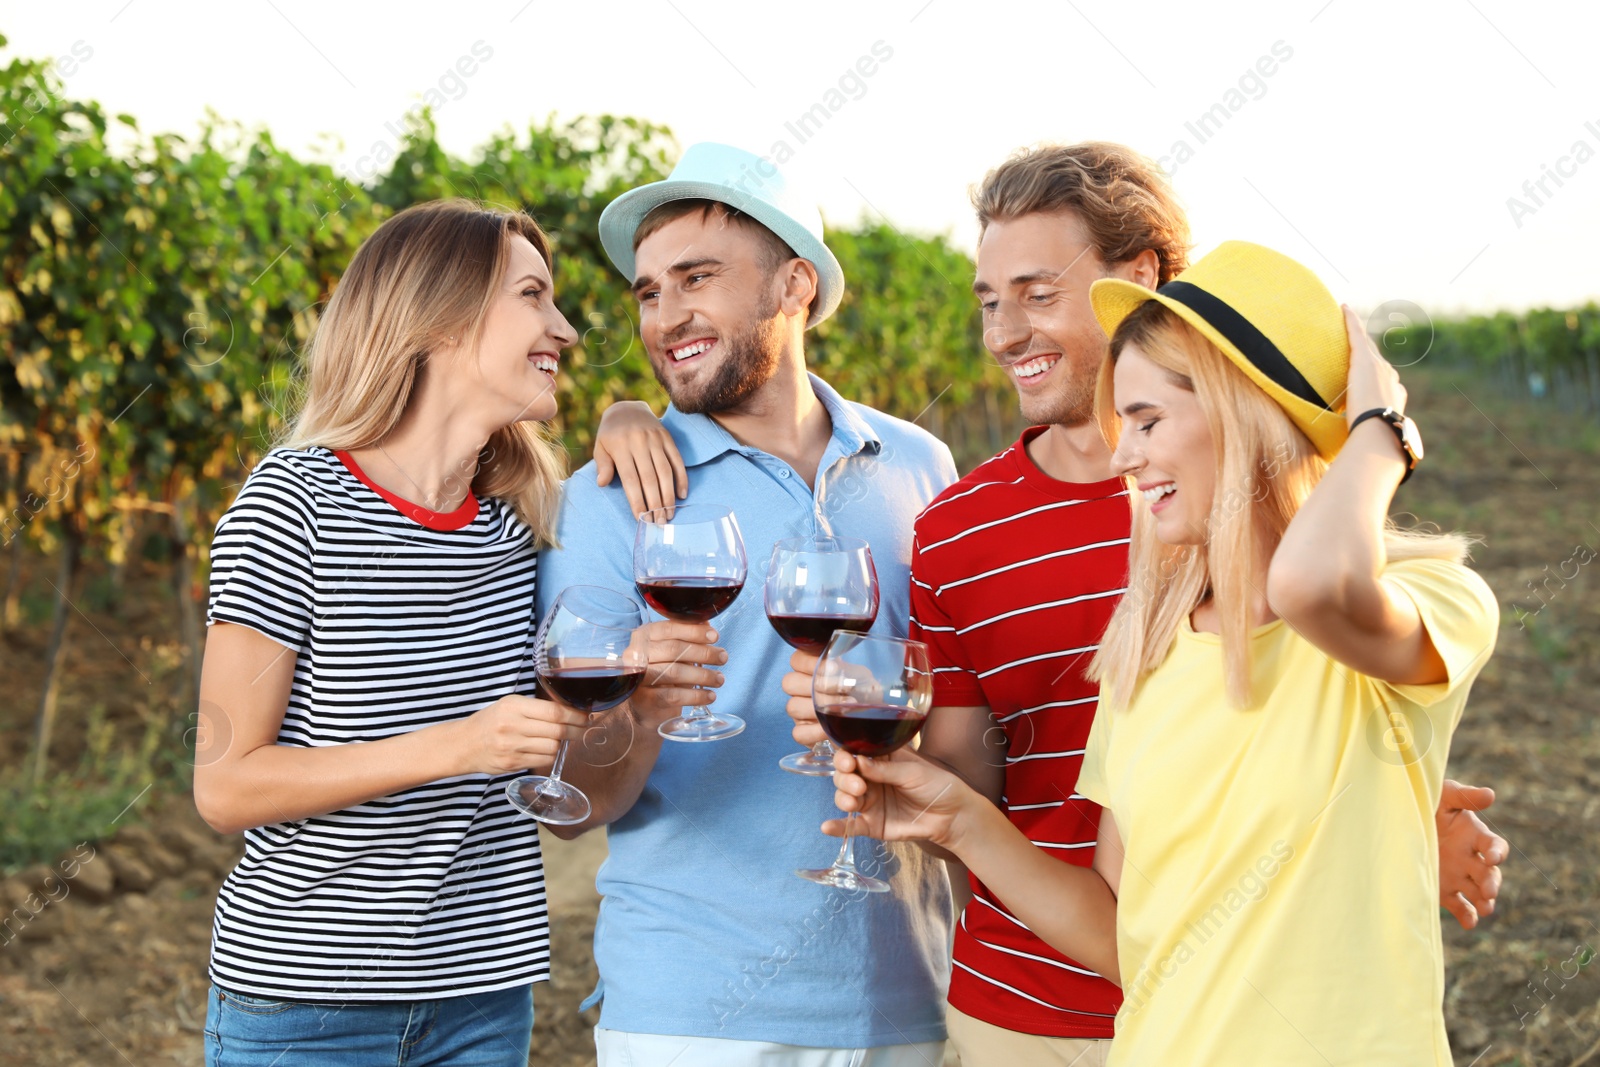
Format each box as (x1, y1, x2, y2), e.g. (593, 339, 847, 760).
(598, 142, 845, 328)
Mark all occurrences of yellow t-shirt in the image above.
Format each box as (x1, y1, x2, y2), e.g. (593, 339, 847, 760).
(1076, 558, 1498, 1066)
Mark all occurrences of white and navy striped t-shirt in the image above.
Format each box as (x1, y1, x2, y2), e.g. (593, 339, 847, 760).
(205, 446, 549, 1001)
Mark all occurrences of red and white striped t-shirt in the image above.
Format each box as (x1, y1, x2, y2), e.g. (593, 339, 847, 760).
(910, 426, 1130, 1038)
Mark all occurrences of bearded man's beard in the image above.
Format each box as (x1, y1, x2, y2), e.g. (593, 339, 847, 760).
(655, 292, 784, 415)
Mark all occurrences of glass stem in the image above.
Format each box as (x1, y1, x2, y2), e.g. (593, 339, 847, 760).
(833, 811, 860, 871)
(538, 740, 571, 796)
(810, 739, 836, 761)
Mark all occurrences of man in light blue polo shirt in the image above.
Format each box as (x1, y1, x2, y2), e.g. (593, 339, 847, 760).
(537, 143, 956, 1065)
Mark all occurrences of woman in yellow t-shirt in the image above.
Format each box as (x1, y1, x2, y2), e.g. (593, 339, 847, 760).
(823, 241, 1498, 1066)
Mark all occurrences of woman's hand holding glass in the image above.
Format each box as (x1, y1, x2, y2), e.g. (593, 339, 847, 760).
(507, 608, 725, 826)
(823, 747, 976, 852)
(795, 632, 933, 893)
(784, 643, 957, 841)
(787, 643, 985, 851)
(458, 695, 590, 777)
(508, 586, 649, 824)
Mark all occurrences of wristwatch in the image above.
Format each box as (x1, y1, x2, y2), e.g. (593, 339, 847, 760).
(1349, 407, 1423, 483)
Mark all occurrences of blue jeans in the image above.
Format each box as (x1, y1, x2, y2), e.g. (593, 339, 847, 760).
(204, 983, 533, 1066)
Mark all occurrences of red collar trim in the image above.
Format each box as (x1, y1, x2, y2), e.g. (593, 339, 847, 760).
(334, 450, 480, 531)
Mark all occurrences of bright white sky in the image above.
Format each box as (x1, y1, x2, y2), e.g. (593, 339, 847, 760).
(5, 0, 1598, 317)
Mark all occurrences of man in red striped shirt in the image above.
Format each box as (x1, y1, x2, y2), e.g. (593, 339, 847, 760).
(909, 143, 1510, 1065)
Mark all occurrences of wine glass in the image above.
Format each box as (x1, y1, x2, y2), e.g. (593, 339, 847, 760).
(633, 503, 748, 742)
(765, 535, 880, 775)
(507, 586, 647, 824)
(795, 632, 932, 893)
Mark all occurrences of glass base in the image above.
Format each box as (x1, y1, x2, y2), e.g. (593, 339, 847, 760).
(795, 863, 890, 893)
(659, 711, 746, 742)
(779, 749, 835, 776)
(506, 776, 591, 825)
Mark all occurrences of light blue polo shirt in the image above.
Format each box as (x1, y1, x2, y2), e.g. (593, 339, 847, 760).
(538, 373, 958, 1046)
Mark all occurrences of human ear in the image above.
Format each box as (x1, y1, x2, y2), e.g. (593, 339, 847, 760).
(1109, 249, 1162, 290)
(778, 258, 819, 321)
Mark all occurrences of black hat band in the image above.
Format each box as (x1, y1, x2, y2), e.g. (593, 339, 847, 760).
(1157, 280, 1332, 411)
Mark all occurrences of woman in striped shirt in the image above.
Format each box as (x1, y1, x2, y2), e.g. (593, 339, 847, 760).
(193, 200, 716, 1066)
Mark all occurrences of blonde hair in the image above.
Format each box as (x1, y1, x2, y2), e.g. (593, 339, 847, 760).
(972, 142, 1192, 285)
(1088, 302, 1470, 708)
(282, 200, 566, 546)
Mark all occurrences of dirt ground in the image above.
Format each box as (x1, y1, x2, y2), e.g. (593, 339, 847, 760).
(0, 795, 609, 1067)
(1, 367, 1597, 1066)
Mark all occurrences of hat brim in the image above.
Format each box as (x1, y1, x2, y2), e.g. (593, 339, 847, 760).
(598, 179, 844, 329)
(1090, 278, 1348, 460)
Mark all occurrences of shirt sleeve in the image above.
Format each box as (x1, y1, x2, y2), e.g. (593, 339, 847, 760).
(537, 469, 646, 624)
(934, 440, 960, 491)
(206, 456, 318, 651)
(1374, 557, 1499, 717)
(1074, 697, 1114, 808)
(908, 528, 986, 708)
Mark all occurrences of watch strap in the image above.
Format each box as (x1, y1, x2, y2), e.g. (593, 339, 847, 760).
(1349, 407, 1416, 483)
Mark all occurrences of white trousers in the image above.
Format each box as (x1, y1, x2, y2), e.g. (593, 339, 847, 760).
(595, 1027, 948, 1067)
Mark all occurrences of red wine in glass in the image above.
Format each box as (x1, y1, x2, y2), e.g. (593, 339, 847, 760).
(638, 577, 744, 622)
(765, 535, 880, 775)
(796, 631, 931, 894)
(815, 703, 927, 757)
(539, 666, 645, 713)
(507, 586, 646, 826)
(768, 613, 877, 655)
(634, 503, 748, 742)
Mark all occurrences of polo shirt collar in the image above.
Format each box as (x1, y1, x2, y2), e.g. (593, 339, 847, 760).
(661, 372, 882, 468)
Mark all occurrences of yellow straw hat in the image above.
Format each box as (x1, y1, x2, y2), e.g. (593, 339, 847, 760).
(1089, 241, 1350, 459)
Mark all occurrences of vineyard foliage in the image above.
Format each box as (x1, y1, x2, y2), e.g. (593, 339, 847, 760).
(0, 37, 1010, 582)
(2, 34, 1597, 729)
(1392, 307, 1600, 412)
